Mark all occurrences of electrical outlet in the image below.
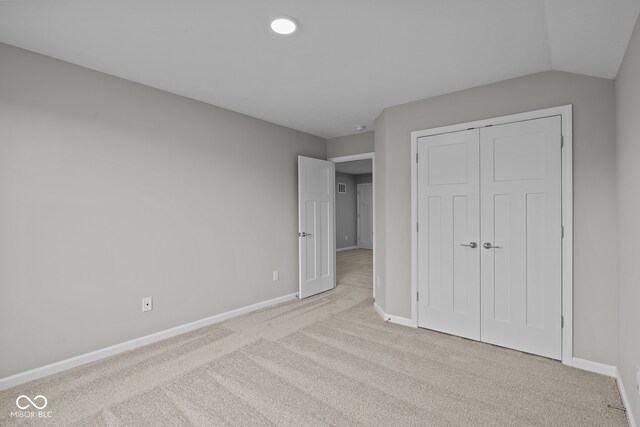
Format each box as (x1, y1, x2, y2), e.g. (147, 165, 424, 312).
(273, 270, 279, 281)
(141, 297, 153, 312)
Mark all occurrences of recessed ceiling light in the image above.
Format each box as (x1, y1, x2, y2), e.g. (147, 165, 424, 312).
(270, 17, 297, 35)
(355, 125, 366, 131)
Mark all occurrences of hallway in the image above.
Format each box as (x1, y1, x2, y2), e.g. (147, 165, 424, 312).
(337, 249, 373, 291)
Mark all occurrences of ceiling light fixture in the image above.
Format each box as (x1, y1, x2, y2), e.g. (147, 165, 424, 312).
(270, 17, 297, 35)
(355, 125, 366, 131)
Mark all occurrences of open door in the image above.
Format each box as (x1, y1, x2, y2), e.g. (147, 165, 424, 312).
(298, 156, 335, 298)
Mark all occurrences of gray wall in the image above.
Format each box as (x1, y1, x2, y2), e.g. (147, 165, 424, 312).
(327, 131, 374, 158)
(0, 43, 326, 378)
(615, 15, 640, 423)
(335, 173, 357, 249)
(375, 70, 618, 365)
(374, 113, 387, 310)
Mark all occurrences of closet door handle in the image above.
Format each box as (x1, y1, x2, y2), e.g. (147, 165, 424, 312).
(483, 242, 502, 249)
(460, 242, 478, 248)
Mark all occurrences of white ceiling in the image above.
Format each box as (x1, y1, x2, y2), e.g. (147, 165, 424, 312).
(0, 1, 638, 139)
(335, 159, 372, 175)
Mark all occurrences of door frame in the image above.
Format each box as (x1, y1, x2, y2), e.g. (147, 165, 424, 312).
(357, 183, 373, 250)
(328, 152, 376, 298)
(410, 105, 573, 366)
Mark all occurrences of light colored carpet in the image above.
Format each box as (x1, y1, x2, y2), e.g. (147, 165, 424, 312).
(0, 249, 628, 426)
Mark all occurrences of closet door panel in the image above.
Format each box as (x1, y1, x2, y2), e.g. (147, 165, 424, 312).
(480, 116, 562, 360)
(417, 129, 480, 340)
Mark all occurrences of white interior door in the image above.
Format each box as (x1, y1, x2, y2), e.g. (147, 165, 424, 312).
(357, 183, 373, 250)
(298, 156, 335, 299)
(480, 116, 562, 359)
(417, 129, 481, 340)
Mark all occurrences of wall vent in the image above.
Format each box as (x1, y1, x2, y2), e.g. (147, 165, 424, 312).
(338, 183, 347, 193)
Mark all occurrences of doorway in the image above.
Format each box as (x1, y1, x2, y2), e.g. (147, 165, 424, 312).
(330, 153, 375, 298)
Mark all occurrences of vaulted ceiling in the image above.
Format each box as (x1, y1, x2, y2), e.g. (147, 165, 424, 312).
(1, 0, 638, 138)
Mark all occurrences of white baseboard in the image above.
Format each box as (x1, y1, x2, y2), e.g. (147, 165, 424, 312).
(373, 302, 385, 320)
(387, 314, 417, 328)
(373, 303, 417, 328)
(615, 367, 638, 427)
(572, 357, 617, 377)
(0, 292, 298, 391)
(336, 246, 358, 252)
(573, 358, 636, 426)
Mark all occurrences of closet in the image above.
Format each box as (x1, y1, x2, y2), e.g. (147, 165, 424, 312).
(416, 115, 563, 360)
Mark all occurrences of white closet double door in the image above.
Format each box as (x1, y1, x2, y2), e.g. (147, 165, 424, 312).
(417, 116, 562, 360)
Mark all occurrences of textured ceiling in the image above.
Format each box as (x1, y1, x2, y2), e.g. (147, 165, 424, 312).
(0, 0, 638, 138)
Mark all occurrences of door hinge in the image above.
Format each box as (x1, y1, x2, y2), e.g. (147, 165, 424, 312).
(561, 316, 565, 328)
(416, 153, 419, 163)
(561, 135, 564, 147)
(561, 225, 565, 238)
(416, 222, 419, 232)
(417, 292, 419, 301)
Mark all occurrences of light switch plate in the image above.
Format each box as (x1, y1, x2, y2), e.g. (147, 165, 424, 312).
(273, 270, 279, 281)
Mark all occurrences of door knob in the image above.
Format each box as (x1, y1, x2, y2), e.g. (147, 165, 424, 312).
(483, 242, 501, 249)
(460, 242, 478, 248)
(299, 232, 313, 237)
